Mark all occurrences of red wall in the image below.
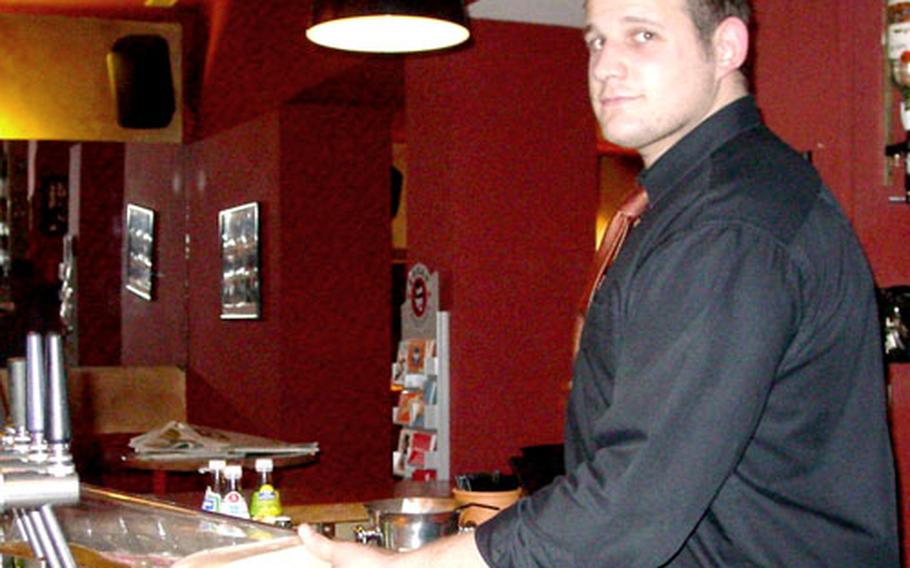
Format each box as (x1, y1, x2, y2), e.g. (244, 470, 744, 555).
(184, 111, 285, 439)
(73, 143, 123, 366)
(159, 103, 395, 503)
(406, 20, 597, 473)
(119, 19, 592, 498)
(274, 102, 393, 501)
(122, 144, 186, 365)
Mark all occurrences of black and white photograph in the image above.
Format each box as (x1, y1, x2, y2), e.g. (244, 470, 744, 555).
(125, 203, 155, 301)
(219, 201, 260, 319)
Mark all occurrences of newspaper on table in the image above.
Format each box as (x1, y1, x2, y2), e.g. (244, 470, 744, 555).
(128, 421, 319, 461)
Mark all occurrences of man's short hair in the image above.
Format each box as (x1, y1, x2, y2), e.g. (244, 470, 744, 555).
(686, 0, 752, 45)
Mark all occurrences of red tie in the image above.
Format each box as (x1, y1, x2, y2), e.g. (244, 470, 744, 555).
(572, 188, 649, 358)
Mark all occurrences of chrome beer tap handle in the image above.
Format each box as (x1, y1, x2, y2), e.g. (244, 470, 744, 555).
(45, 334, 74, 476)
(6, 358, 30, 452)
(25, 333, 48, 463)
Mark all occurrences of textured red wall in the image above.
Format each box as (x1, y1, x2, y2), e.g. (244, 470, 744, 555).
(273, 102, 393, 501)
(406, 20, 597, 474)
(122, 144, 187, 366)
(175, 105, 393, 502)
(74, 143, 123, 366)
(191, 0, 367, 141)
(184, 112, 284, 438)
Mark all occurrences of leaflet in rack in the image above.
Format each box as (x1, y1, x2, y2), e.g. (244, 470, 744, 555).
(391, 262, 450, 480)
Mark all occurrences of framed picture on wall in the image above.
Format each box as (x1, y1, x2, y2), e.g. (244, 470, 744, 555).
(219, 201, 261, 319)
(125, 203, 156, 301)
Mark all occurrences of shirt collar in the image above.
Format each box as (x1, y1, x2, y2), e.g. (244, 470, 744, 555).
(638, 95, 761, 206)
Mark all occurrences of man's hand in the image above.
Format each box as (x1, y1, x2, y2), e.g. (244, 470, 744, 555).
(298, 524, 489, 568)
(298, 524, 395, 567)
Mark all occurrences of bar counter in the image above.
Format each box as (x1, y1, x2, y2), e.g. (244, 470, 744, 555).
(156, 479, 454, 538)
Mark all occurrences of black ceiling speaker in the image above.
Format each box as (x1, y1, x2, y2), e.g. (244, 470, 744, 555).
(106, 35, 176, 129)
(307, 0, 470, 53)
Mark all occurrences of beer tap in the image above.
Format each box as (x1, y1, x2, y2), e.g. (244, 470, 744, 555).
(0, 332, 79, 568)
(0, 334, 53, 472)
(0, 340, 47, 470)
(25, 332, 49, 464)
(3, 358, 31, 454)
(45, 333, 74, 477)
(3, 357, 44, 564)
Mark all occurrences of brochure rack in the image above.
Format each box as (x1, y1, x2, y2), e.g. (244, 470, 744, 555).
(391, 263, 450, 481)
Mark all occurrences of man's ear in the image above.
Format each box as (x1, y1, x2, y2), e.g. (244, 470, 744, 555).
(712, 16, 749, 77)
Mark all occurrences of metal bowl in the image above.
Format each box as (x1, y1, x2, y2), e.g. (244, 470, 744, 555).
(354, 497, 460, 551)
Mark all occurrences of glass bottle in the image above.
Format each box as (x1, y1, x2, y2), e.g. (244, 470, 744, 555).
(201, 459, 226, 513)
(250, 458, 283, 523)
(220, 464, 250, 519)
(889, 0, 910, 128)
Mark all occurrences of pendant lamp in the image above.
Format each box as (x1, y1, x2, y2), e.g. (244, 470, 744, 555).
(307, 0, 470, 54)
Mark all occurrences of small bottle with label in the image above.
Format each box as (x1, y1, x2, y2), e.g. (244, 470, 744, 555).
(201, 459, 226, 513)
(220, 464, 251, 519)
(250, 458, 283, 523)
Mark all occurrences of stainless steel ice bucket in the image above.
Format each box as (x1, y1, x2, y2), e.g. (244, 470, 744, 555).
(353, 497, 460, 551)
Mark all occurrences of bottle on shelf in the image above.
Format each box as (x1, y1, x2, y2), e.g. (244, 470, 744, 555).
(220, 464, 250, 519)
(201, 459, 226, 513)
(250, 457, 283, 523)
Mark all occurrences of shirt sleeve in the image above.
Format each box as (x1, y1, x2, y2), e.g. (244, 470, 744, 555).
(475, 223, 802, 567)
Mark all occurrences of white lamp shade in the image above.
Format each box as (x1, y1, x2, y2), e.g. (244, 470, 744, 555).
(307, 0, 470, 53)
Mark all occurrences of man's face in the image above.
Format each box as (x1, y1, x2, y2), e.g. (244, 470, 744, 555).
(586, 0, 721, 165)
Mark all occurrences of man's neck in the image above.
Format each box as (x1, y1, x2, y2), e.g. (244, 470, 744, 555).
(640, 76, 749, 169)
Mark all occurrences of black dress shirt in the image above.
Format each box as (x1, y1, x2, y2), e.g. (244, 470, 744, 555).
(475, 96, 899, 567)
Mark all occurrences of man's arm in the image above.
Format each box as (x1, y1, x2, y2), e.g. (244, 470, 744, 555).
(298, 524, 489, 568)
(476, 223, 800, 566)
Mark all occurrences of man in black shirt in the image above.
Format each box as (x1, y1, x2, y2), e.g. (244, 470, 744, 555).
(298, 0, 899, 565)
